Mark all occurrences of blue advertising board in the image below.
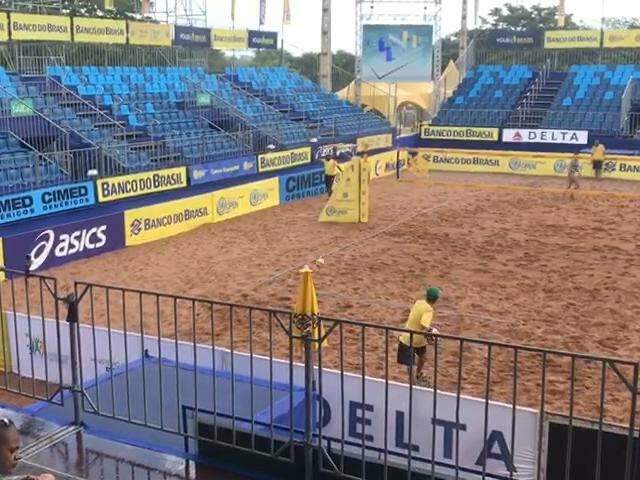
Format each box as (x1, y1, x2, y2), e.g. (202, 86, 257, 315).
(189, 156, 257, 185)
(361, 24, 433, 82)
(173, 25, 211, 48)
(247, 30, 279, 50)
(0, 181, 95, 225)
(279, 167, 326, 203)
(3, 211, 125, 272)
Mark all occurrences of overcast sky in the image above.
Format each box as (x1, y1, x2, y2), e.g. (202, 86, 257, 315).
(184, 0, 639, 53)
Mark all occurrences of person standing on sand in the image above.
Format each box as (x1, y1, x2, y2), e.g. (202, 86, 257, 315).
(321, 148, 343, 197)
(567, 153, 581, 190)
(591, 140, 606, 181)
(397, 287, 441, 386)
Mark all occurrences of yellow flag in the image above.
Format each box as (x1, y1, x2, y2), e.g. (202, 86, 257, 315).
(319, 158, 361, 223)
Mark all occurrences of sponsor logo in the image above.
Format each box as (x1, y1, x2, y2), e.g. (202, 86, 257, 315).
(129, 218, 143, 236)
(554, 160, 568, 174)
(249, 189, 269, 207)
(281, 169, 326, 202)
(503, 128, 588, 145)
(604, 161, 617, 174)
(216, 197, 240, 216)
(511, 131, 523, 142)
(420, 125, 500, 141)
(192, 169, 206, 180)
(314, 143, 357, 161)
(98, 167, 187, 202)
(258, 147, 311, 172)
(133, 208, 210, 233)
(26, 334, 45, 356)
(325, 206, 349, 217)
(29, 226, 107, 271)
(430, 154, 500, 167)
(508, 158, 539, 172)
(243, 161, 254, 171)
(619, 162, 640, 174)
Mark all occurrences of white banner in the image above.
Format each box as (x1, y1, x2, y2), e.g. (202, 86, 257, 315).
(6, 312, 538, 479)
(502, 128, 589, 145)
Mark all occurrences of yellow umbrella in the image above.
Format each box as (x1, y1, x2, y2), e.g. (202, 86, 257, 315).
(292, 266, 327, 350)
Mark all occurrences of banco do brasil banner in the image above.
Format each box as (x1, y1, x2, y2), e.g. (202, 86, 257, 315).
(247, 30, 278, 50)
(0, 13, 8, 42)
(73, 17, 126, 44)
(544, 30, 601, 49)
(212, 178, 279, 222)
(604, 29, 640, 48)
(10, 13, 71, 42)
(258, 147, 311, 173)
(356, 133, 393, 152)
(4, 212, 124, 272)
(97, 167, 187, 203)
(212, 28, 248, 50)
(279, 167, 326, 203)
(128, 21, 172, 47)
(0, 182, 95, 225)
(420, 125, 499, 141)
(125, 194, 212, 246)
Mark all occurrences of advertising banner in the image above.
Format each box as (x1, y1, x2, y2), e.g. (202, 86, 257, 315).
(0, 13, 9, 42)
(484, 28, 543, 49)
(73, 17, 126, 44)
(124, 194, 212, 246)
(10, 13, 72, 42)
(362, 24, 433, 82)
(314, 143, 357, 161)
(173, 25, 210, 48)
(10, 98, 34, 117)
(211, 28, 248, 50)
(502, 128, 588, 145)
(97, 167, 187, 203)
(128, 21, 172, 47)
(420, 125, 499, 141)
(603, 29, 640, 48)
(279, 167, 326, 203)
(212, 177, 280, 222)
(0, 181, 95, 225)
(189, 155, 257, 185)
(544, 30, 601, 49)
(258, 147, 311, 173)
(369, 150, 406, 180)
(3, 212, 124, 272)
(247, 30, 278, 50)
(319, 158, 362, 223)
(357, 133, 393, 152)
(415, 148, 640, 181)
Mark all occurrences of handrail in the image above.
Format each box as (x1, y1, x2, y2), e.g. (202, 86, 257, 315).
(620, 77, 636, 134)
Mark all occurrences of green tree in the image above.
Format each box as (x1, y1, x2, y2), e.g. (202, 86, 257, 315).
(480, 3, 578, 30)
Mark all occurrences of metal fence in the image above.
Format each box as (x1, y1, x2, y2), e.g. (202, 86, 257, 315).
(0, 269, 638, 480)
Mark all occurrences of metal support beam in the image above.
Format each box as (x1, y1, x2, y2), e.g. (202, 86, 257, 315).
(319, 0, 333, 91)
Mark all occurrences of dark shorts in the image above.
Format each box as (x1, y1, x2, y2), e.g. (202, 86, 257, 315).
(592, 160, 603, 170)
(397, 341, 427, 367)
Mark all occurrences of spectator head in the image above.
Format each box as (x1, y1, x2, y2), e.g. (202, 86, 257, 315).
(594, 140, 600, 146)
(426, 287, 442, 305)
(0, 417, 20, 474)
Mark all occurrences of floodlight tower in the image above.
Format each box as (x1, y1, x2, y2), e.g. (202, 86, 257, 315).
(354, 0, 442, 106)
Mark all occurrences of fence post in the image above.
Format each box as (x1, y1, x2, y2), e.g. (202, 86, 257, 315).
(64, 293, 83, 427)
(293, 312, 317, 480)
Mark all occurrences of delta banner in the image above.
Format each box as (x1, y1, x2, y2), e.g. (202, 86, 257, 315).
(502, 128, 588, 145)
(0, 13, 8, 42)
(128, 21, 172, 47)
(361, 24, 433, 82)
(10, 12, 71, 42)
(173, 25, 211, 48)
(420, 125, 499, 141)
(189, 155, 257, 185)
(279, 167, 326, 203)
(3, 212, 125, 273)
(544, 30, 601, 49)
(0, 181, 95, 225)
(97, 167, 187, 203)
(124, 194, 212, 246)
(357, 133, 393, 152)
(258, 147, 311, 173)
(212, 178, 280, 222)
(415, 148, 640, 181)
(483, 28, 543, 49)
(212, 28, 248, 50)
(604, 29, 640, 48)
(247, 30, 278, 50)
(73, 17, 126, 44)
